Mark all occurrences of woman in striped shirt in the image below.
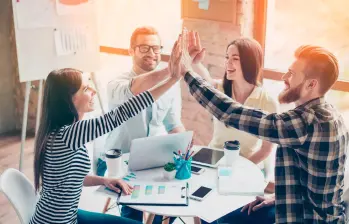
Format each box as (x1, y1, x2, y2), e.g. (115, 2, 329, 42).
(30, 43, 182, 224)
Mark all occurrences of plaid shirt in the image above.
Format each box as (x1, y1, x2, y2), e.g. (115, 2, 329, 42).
(184, 72, 348, 223)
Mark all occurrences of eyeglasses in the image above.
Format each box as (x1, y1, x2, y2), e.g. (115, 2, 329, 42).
(135, 45, 163, 54)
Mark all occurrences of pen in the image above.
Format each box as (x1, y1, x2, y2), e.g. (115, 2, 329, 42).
(188, 151, 194, 159)
(185, 142, 191, 160)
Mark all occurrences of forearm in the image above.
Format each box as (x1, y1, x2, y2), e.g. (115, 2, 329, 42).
(248, 142, 273, 165)
(149, 77, 180, 100)
(169, 126, 186, 134)
(131, 67, 169, 95)
(83, 175, 105, 187)
(192, 63, 217, 86)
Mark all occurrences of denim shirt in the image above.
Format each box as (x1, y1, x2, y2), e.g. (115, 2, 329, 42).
(104, 70, 183, 152)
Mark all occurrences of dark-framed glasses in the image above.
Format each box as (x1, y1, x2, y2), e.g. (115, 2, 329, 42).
(135, 44, 163, 54)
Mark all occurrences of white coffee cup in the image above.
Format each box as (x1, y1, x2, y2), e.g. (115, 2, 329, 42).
(105, 149, 123, 178)
(224, 141, 240, 166)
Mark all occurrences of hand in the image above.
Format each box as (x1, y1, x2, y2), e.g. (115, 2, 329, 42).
(168, 37, 184, 79)
(264, 181, 275, 194)
(179, 28, 194, 73)
(241, 195, 275, 215)
(103, 178, 133, 195)
(188, 31, 205, 64)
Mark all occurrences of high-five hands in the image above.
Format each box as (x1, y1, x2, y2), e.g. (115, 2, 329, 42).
(168, 28, 206, 78)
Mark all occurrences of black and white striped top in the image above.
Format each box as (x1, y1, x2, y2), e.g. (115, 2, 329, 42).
(30, 92, 154, 224)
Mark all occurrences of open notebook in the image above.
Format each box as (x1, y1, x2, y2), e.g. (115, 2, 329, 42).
(217, 166, 265, 196)
(97, 181, 189, 206)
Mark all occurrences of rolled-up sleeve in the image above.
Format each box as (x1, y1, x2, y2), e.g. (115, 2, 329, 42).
(163, 83, 184, 132)
(107, 75, 134, 109)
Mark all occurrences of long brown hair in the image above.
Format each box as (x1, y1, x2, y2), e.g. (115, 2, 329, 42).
(34, 68, 82, 192)
(222, 37, 263, 97)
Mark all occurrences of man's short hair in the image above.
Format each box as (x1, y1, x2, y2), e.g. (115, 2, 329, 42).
(130, 26, 160, 48)
(295, 45, 339, 94)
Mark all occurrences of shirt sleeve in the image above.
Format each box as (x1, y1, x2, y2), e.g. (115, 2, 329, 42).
(60, 92, 154, 151)
(107, 74, 134, 109)
(184, 71, 310, 148)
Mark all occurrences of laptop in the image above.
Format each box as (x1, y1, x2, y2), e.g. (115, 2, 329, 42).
(128, 131, 193, 171)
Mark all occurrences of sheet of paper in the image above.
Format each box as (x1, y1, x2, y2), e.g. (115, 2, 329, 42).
(15, 0, 56, 29)
(56, 0, 95, 15)
(54, 25, 95, 56)
(119, 181, 187, 205)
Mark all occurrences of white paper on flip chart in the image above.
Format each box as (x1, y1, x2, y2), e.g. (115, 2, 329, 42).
(54, 26, 94, 56)
(15, 0, 56, 29)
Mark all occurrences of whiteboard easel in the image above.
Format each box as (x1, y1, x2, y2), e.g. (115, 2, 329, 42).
(12, 0, 101, 171)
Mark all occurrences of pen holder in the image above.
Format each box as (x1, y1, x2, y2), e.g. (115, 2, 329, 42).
(174, 157, 192, 180)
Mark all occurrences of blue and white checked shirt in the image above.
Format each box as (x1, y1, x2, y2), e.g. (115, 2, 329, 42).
(184, 72, 348, 223)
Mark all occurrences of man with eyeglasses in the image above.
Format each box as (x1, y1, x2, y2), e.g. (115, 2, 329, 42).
(103, 26, 184, 223)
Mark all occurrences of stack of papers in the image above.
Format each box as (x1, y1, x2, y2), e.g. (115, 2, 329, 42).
(217, 166, 264, 196)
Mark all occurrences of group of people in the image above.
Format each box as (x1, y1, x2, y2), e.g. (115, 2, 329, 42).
(30, 25, 348, 224)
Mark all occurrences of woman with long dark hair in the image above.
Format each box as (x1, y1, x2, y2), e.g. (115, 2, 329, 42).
(30, 41, 182, 224)
(191, 36, 279, 186)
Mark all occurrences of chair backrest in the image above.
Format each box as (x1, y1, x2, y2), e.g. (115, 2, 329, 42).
(0, 168, 37, 224)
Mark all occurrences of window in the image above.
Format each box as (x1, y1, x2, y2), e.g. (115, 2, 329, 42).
(97, 0, 182, 54)
(264, 0, 349, 81)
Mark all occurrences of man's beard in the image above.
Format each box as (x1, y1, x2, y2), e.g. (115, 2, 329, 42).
(135, 56, 159, 72)
(278, 82, 304, 104)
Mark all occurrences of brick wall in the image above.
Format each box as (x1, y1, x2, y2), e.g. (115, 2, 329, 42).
(181, 0, 254, 146)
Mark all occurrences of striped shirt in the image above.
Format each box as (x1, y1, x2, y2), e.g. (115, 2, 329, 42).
(30, 92, 154, 224)
(184, 72, 348, 223)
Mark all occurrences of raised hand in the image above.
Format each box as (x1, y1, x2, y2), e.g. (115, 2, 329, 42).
(188, 31, 205, 64)
(180, 28, 194, 73)
(168, 37, 183, 79)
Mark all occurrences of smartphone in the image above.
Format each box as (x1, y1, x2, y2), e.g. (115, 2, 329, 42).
(189, 186, 212, 201)
(191, 165, 205, 175)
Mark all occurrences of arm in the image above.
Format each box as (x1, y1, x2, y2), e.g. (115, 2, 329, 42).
(169, 126, 186, 134)
(83, 175, 133, 194)
(83, 175, 104, 187)
(183, 72, 309, 148)
(248, 141, 274, 165)
(131, 68, 169, 95)
(62, 77, 180, 150)
(107, 68, 169, 107)
(192, 63, 220, 88)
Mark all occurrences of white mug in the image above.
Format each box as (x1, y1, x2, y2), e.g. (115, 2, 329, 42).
(224, 141, 240, 166)
(105, 149, 123, 178)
